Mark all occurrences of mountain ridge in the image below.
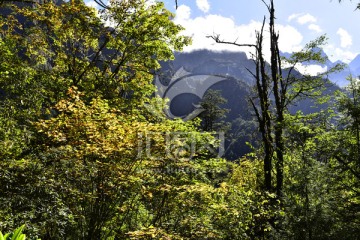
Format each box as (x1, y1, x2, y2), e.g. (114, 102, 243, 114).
(158, 49, 344, 159)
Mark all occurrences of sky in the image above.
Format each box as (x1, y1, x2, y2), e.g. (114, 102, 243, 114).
(160, 0, 360, 64)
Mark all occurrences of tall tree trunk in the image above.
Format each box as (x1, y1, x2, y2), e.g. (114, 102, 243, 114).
(269, 0, 284, 198)
(250, 21, 274, 192)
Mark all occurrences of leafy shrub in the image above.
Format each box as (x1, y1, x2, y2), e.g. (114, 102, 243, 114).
(0, 225, 40, 240)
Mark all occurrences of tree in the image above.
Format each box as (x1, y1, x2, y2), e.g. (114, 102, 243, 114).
(198, 89, 230, 132)
(336, 76, 360, 174)
(1, 1, 271, 239)
(329, 77, 360, 235)
(24, 87, 223, 238)
(338, 0, 360, 9)
(0, 0, 199, 238)
(280, 112, 337, 239)
(0, 85, 277, 239)
(209, 0, 341, 198)
(0, 0, 190, 158)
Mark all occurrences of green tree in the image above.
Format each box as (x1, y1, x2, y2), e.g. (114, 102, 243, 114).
(0, 1, 269, 239)
(26, 87, 222, 238)
(198, 89, 230, 132)
(337, 76, 360, 171)
(1, 86, 272, 239)
(209, 0, 341, 198)
(327, 76, 360, 237)
(0, 0, 195, 238)
(0, 0, 189, 161)
(278, 106, 360, 239)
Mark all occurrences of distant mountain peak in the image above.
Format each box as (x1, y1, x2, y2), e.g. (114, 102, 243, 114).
(349, 53, 360, 70)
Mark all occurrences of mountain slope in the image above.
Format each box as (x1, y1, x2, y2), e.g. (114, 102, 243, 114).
(158, 49, 343, 159)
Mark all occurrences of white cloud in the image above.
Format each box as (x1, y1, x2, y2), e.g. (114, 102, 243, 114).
(175, 5, 191, 21)
(288, 13, 317, 25)
(174, 11, 303, 61)
(297, 14, 317, 25)
(196, 0, 210, 13)
(334, 48, 356, 63)
(277, 25, 303, 53)
(324, 44, 357, 63)
(288, 13, 303, 22)
(337, 28, 352, 48)
(283, 60, 328, 76)
(308, 24, 322, 33)
(296, 64, 328, 76)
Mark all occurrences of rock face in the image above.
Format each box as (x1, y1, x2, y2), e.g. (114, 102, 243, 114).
(158, 50, 254, 119)
(173, 50, 255, 85)
(157, 50, 256, 159)
(158, 49, 344, 160)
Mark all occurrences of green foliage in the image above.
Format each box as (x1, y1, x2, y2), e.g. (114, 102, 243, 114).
(0, 0, 190, 160)
(1, 0, 359, 239)
(278, 110, 360, 239)
(1, 86, 269, 239)
(0, 225, 40, 240)
(199, 89, 230, 132)
(282, 35, 344, 104)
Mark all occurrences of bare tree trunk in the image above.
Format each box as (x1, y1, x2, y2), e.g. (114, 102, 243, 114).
(268, 0, 284, 198)
(209, 0, 287, 196)
(250, 23, 274, 192)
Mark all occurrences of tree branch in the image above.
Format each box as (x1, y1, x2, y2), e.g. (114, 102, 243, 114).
(206, 34, 258, 50)
(334, 155, 360, 180)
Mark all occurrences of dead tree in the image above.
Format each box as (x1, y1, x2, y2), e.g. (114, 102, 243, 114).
(208, 0, 338, 198)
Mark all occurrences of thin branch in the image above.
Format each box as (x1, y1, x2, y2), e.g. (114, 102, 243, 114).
(249, 97, 262, 125)
(94, 0, 109, 9)
(334, 155, 360, 180)
(261, 0, 271, 12)
(245, 67, 257, 79)
(206, 34, 258, 50)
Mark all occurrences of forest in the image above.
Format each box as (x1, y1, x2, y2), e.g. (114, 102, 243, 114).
(0, 0, 359, 239)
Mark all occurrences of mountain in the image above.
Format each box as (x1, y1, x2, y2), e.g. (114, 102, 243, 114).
(281, 48, 352, 87)
(158, 49, 344, 159)
(172, 50, 256, 85)
(348, 54, 360, 77)
(349, 54, 360, 71)
(158, 50, 256, 123)
(281, 48, 360, 88)
(158, 50, 256, 159)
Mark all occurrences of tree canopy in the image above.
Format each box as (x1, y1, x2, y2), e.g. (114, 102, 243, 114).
(0, 0, 359, 239)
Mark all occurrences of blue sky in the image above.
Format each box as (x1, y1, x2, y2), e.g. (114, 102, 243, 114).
(161, 0, 360, 64)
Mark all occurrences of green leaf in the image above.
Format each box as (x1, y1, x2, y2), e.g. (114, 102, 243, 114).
(11, 225, 25, 240)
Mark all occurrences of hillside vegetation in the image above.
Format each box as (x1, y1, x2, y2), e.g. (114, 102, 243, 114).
(0, 0, 359, 239)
